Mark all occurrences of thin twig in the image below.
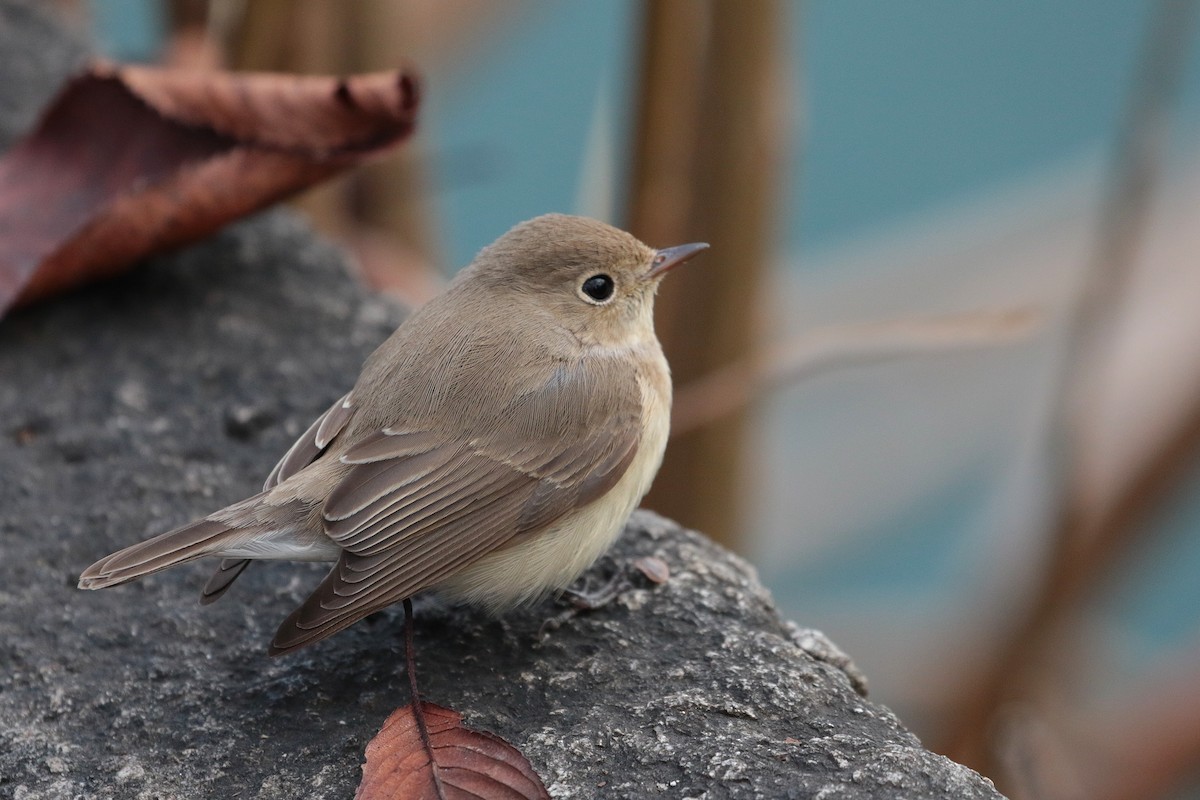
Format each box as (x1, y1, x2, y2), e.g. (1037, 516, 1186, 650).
(671, 307, 1041, 437)
(940, 0, 1199, 775)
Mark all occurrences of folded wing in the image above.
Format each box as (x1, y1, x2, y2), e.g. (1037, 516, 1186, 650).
(200, 391, 355, 604)
(270, 358, 641, 655)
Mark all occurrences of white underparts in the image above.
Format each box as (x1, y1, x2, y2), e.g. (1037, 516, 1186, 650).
(217, 529, 340, 562)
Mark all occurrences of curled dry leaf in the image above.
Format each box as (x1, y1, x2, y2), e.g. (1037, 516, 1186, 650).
(0, 60, 419, 317)
(357, 701, 551, 800)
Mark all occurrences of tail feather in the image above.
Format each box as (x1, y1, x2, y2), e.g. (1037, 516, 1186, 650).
(199, 558, 253, 604)
(79, 518, 235, 590)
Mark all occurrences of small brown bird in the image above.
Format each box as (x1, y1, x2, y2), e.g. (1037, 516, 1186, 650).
(80, 214, 707, 656)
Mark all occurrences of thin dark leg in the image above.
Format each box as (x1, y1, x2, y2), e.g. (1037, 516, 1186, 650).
(539, 573, 628, 640)
(405, 598, 422, 705)
(558, 555, 630, 610)
(404, 597, 445, 796)
(559, 571, 630, 611)
(539, 555, 671, 640)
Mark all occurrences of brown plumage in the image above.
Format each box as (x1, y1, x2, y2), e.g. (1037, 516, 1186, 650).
(79, 214, 707, 656)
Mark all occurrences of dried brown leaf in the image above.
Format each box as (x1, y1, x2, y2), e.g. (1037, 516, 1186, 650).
(633, 555, 670, 585)
(357, 701, 550, 800)
(0, 60, 419, 317)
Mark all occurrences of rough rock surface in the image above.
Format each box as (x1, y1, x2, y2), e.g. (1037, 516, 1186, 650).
(0, 4, 1005, 799)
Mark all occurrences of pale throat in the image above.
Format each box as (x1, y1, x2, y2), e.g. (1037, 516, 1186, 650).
(575, 299, 661, 359)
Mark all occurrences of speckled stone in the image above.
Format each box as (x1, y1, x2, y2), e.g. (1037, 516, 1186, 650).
(0, 4, 1005, 798)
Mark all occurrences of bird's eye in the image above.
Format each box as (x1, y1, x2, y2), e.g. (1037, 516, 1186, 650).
(580, 274, 615, 304)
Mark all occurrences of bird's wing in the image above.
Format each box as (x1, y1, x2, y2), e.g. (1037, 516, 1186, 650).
(200, 392, 355, 604)
(263, 391, 356, 490)
(269, 357, 643, 655)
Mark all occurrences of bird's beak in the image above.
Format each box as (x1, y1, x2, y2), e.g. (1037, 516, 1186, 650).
(647, 242, 709, 279)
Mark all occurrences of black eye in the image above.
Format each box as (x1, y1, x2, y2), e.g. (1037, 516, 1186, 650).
(581, 274, 615, 303)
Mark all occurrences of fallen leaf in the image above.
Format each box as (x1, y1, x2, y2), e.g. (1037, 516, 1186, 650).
(0, 60, 419, 318)
(357, 701, 550, 800)
(633, 555, 670, 585)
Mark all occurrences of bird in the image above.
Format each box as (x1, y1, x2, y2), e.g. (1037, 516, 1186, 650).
(79, 214, 708, 656)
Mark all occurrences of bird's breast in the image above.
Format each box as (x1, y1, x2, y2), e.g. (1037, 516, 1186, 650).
(630, 350, 672, 498)
(435, 348, 673, 612)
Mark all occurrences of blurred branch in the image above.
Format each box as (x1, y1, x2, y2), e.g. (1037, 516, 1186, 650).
(165, 0, 225, 69)
(46, 0, 86, 22)
(230, 0, 453, 306)
(941, 0, 1199, 779)
(625, 0, 709, 246)
(672, 307, 1041, 437)
(1086, 643, 1200, 800)
(233, 1, 355, 236)
(339, 1, 442, 302)
(993, 640, 1200, 800)
(991, 704, 1088, 800)
(631, 0, 792, 548)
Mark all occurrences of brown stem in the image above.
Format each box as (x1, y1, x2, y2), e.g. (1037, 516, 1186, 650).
(631, 0, 792, 549)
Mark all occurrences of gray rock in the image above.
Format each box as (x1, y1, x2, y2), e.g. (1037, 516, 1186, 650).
(0, 4, 1004, 798)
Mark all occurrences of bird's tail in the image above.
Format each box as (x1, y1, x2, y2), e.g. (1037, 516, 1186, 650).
(79, 517, 239, 590)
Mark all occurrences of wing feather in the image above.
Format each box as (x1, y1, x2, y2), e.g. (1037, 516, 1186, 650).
(264, 392, 355, 490)
(324, 445, 460, 521)
(341, 429, 443, 464)
(200, 392, 354, 603)
(330, 459, 512, 554)
(269, 356, 647, 655)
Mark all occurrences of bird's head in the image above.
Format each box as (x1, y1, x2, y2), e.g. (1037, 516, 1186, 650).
(466, 214, 708, 349)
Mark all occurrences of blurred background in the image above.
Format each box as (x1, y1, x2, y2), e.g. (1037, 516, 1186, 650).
(56, 1, 1200, 797)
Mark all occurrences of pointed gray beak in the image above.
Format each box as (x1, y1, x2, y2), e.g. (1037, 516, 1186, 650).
(648, 242, 709, 279)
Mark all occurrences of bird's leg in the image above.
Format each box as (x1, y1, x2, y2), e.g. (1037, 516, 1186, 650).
(539, 555, 671, 639)
(559, 555, 631, 610)
(562, 554, 671, 609)
(404, 599, 419, 699)
(403, 598, 438, 753)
